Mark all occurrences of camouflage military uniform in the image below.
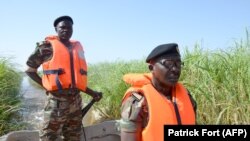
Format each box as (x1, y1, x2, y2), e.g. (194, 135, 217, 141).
(26, 42, 83, 141)
(120, 91, 197, 133)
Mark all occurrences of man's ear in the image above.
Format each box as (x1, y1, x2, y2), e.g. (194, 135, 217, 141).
(148, 64, 153, 71)
(54, 27, 57, 32)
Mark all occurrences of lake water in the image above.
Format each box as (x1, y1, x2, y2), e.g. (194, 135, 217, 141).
(19, 76, 47, 130)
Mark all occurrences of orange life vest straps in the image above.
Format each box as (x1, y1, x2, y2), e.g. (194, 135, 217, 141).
(173, 89, 182, 125)
(43, 68, 65, 93)
(41, 35, 88, 92)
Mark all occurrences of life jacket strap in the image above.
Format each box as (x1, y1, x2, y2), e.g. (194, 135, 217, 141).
(43, 68, 64, 94)
(173, 100, 182, 125)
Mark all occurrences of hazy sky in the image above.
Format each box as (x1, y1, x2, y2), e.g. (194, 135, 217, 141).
(0, 0, 249, 71)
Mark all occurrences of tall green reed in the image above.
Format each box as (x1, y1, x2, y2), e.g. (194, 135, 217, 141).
(26, 31, 250, 125)
(181, 31, 250, 124)
(85, 59, 148, 121)
(0, 57, 23, 135)
(87, 31, 249, 125)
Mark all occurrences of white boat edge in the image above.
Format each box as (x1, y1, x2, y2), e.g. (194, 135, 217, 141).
(0, 120, 121, 141)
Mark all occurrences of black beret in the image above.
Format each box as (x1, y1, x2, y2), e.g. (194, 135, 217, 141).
(54, 15, 74, 27)
(146, 43, 180, 63)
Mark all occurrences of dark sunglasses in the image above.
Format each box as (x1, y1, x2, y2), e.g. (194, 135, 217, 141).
(159, 59, 184, 69)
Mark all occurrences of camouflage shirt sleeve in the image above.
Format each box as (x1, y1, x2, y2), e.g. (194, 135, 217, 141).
(26, 41, 52, 69)
(120, 92, 148, 133)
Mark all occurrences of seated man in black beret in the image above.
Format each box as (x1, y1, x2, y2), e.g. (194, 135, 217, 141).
(120, 43, 197, 141)
(25, 15, 103, 141)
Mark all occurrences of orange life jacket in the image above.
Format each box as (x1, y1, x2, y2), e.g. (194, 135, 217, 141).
(41, 36, 87, 92)
(122, 73, 195, 141)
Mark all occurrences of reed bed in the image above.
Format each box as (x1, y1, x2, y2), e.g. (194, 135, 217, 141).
(87, 33, 249, 124)
(0, 57, 23, 135)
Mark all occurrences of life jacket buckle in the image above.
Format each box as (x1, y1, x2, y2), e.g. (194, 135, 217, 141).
(80, 69, 87, 75)
(58, 68, 65, 75)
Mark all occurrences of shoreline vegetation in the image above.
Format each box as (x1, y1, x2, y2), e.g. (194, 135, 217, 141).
(0, 31, 249, 135)
(87, 31, 249, 125)
(0, 58, 23, 135)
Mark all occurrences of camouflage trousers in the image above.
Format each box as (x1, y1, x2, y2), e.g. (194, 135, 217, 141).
(40, 92, 83, 141)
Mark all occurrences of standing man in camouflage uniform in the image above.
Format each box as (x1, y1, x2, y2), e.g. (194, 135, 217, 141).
(120, 43, 197, 141)
(25, 15, 102, 141)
